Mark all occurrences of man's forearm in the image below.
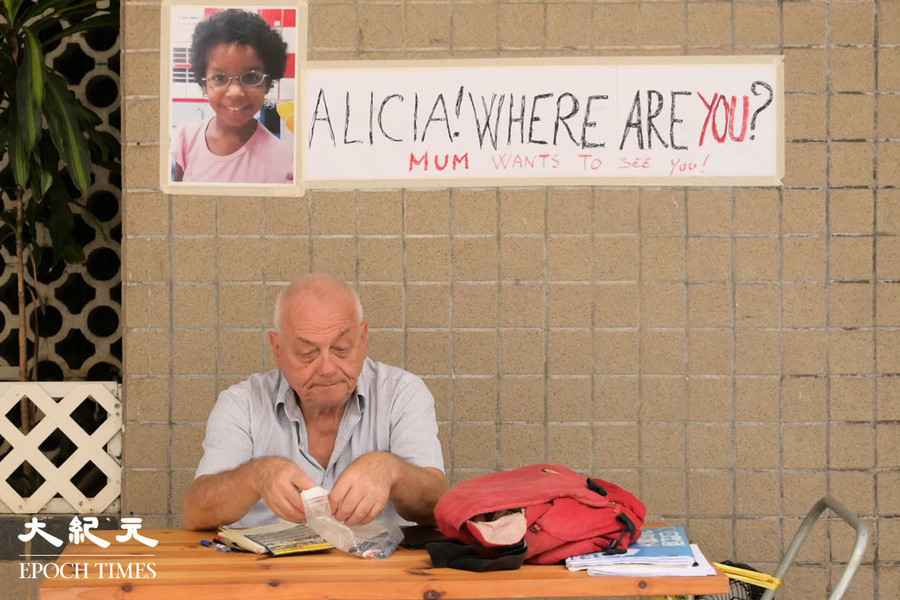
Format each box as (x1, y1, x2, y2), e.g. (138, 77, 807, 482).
(388, 457, 448, 525)
(182, 461, 260, 530)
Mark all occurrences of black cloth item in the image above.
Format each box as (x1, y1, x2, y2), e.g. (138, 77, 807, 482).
(426, 539, 528, 572)
(400, 525, 449, 549)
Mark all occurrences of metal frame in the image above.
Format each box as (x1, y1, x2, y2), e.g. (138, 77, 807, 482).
(760, 495, 869, 600)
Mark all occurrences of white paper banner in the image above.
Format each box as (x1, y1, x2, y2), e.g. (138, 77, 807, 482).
(302, 56, 783, 188)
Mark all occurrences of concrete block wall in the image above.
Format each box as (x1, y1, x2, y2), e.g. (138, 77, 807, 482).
(123, 2, 900, 598)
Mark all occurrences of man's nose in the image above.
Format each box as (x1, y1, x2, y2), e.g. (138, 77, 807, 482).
(317, 349, 337, 375)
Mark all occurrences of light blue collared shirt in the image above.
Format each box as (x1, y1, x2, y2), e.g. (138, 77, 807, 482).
(195, 357, 444, 527)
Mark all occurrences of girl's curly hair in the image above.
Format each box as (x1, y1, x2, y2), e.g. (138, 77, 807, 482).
(191, 9, 288, 88)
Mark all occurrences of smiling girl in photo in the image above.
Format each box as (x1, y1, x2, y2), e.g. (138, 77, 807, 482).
(172, 9, 293, 183)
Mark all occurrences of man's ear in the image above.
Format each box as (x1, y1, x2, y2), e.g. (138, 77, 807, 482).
(267, 330, 281, 361)
(359, 321, 369, 351)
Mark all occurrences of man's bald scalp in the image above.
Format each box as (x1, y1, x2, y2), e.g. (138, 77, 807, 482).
(272, 274, 364, 332)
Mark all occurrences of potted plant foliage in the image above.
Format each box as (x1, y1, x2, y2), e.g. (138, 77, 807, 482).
(0, 0, 122, 514)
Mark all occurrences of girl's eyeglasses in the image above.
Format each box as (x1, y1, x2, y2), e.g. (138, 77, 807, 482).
(202, 70, 269, 89)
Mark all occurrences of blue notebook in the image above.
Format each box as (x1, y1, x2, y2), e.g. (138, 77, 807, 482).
(566, 526, 695, 569)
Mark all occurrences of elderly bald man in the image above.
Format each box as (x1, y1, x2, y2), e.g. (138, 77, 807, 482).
(183, 274, 447, 530)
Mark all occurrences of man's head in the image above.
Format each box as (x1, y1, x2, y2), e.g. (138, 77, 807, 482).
(268, 274, 368, 412)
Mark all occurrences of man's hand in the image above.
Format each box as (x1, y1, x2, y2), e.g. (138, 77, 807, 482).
(253, 457, 315, 523)
(329, 452, 398, 526)
(183, 456, 315, 530)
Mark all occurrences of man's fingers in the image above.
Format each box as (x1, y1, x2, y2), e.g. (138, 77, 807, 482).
(269, 497, 304, 523)
(333, 495, 357, 522)
(328, 478, 357, 521)
(290, 470, 315, 491)
(343, 496, 374, 526)
(271, 493, 305, 522)
(278, 481, 307, 516)
(334, 486, 366, 522)
(264, 481, 307, 523)
(360, 502, 383, 526)
(329, 480, 352, 517)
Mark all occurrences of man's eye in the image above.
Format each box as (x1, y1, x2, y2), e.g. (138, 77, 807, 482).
(332, 346, 350, 355)
(209, 74, 228, 85)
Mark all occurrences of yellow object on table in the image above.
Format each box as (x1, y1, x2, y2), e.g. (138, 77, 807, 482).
(712, 562, 782, 591)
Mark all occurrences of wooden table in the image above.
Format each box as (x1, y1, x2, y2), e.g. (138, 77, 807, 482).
(40, 529, 730, 599)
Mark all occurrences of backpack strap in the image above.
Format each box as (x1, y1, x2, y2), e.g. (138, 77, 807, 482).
(586, 477, 608, 496)
(602, 513, 638, 555)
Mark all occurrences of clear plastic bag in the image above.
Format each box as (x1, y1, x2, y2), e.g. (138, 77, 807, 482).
(300, 486, 403, 559)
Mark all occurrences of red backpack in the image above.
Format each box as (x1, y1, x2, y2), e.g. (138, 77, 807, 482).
(430, 464, 646, 568)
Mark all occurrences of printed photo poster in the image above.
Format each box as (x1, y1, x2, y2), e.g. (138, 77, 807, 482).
(160, 0, 307, 196)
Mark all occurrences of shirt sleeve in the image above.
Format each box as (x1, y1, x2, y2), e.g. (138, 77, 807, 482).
(388, 375, 445, 473)
(194, 388, 253, 478)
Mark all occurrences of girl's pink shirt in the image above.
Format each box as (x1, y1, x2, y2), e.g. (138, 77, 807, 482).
(174, 118, 294, 183)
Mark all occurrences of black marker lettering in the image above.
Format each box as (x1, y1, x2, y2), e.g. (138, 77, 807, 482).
(528, 93, 552, 145)
(646, 89, 668, 149)
(469, 92, 505, 151)
(343, 91, 362, 144)
(581, 94, 607, 149)
(670, 90, 691, 150)
(619, 90, 644, 150)
(309, 88, 335, 147)
(553, 92, 580, 146)
(378, 94, 403, 142)
(422, 94, 454, 143)
(413, 93, 419, 142)
(508, 94, 526, 145)
(368, 91, 374, 144)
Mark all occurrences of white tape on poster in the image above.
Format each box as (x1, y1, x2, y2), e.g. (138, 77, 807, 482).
(302, 56, 783, 188)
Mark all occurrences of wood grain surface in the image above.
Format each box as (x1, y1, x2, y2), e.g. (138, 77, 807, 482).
(40, 529, 730, 599)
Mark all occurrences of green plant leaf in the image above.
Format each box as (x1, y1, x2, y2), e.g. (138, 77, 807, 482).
(45, 181, 84, 264)
(78, 205, 110, 243)
(37, 133, 59, 171)
(3, 0, 21, 21)
(88, 130, 118, 164)
(20, 29, 44, 105)
(16, 28, 45, 153)
(42, 71, 91, 193)
(16, 0, 77, 27)
(41, 13, 118, 47)
(40, 170, 52, 196)
(75, 103, 102, 127)
(28, 150, 43, 201)
(8, 126, 31, 187)
(29, 2, 117, 39)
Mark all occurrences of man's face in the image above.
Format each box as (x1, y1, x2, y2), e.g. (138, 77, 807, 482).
(269, 294, 368, 412)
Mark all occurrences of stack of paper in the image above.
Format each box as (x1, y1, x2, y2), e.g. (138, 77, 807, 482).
(585, 544, 716, 577)
(565, 526, 717, 577)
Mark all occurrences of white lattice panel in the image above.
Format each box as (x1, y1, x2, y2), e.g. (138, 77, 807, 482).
(0, 382, 121, 514)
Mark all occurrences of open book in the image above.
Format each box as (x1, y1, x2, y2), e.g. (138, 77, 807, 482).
(217, 520, 333, 556)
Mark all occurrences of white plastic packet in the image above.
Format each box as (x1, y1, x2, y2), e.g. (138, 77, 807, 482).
(300, 486, 403, 559)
